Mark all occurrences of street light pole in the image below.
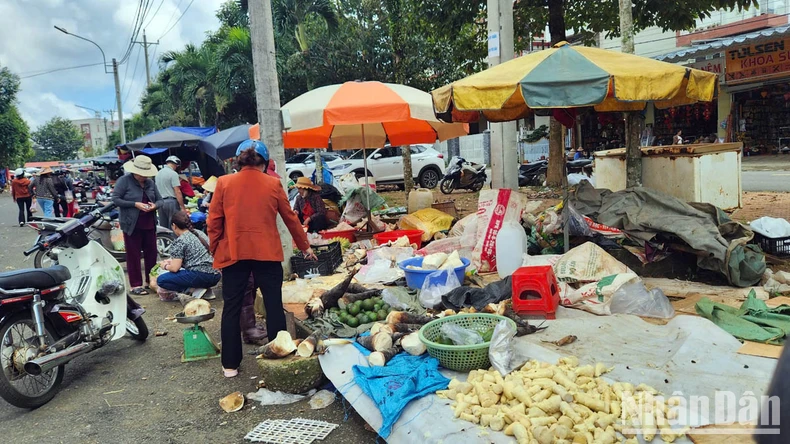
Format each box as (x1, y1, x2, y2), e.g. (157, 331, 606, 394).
(54, 26, 126, 144)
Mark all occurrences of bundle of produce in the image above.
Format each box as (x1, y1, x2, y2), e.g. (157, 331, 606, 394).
(437, 357, 688, 443)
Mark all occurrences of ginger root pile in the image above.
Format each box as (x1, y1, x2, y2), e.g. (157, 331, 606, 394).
(437, 357, 689, 443)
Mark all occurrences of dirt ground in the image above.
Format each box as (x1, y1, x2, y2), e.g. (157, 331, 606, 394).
(0, 194, 374, 444)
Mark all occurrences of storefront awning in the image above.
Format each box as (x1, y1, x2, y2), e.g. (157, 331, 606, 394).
(655, 25, 790, 63)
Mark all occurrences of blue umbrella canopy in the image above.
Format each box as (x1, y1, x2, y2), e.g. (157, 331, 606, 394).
(125, 126, 217, 150)
(199, 124, 252, 160)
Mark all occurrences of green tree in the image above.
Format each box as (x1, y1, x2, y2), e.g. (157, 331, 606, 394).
(31, 117, 84, 161)
(0, 66, 32, 167)
(272, 0, 339, 53)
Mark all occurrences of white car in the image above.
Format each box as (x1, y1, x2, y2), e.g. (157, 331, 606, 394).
(329, 145, 446, 189)
(285, 152, 346, 181)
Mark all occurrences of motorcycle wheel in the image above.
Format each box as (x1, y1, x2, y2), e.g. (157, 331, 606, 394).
(0, 314, 64, 409)
(125, 316, 149, 342)
(439, 179, 455, 195)
(471, 179, 485, 192)
(156, 232, 174, 259)
(33, 250, 58, 269)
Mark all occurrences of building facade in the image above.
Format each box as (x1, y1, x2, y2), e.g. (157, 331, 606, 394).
(70, 117, 119, 156)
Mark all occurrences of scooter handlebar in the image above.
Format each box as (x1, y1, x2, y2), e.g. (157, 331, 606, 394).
(98, 203, 117, 214)
(23, 245, 40, 256)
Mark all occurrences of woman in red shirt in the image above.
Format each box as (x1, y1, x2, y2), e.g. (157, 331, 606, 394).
(293, 177, 328, 232)
(11, 168, 33, 226)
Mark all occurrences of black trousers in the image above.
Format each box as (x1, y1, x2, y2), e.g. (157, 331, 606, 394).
(53, 196, 67, 218)
(220, 260, 285, 369)
(16, 197, 32, 224)
(300, 213, 328, 233)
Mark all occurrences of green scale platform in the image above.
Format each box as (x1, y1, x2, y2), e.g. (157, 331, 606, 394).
(176, 309, 220, 362)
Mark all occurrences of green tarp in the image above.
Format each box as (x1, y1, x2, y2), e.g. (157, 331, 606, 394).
(696, 291, 790, 345)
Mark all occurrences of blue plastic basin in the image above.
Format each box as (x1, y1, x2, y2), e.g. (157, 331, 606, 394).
(398, 256, 470, 290)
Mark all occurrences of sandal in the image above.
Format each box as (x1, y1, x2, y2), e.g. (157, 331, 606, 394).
(223, 368, 239, 378)
(131, 287, 149, 296)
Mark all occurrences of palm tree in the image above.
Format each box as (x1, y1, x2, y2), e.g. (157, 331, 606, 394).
(159, 44, 224, 126)
(272, 0, 339, 53)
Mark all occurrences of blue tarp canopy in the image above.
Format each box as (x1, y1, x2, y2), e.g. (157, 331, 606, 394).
(140, 147, 168, 155)
(124, 126, 217, 150)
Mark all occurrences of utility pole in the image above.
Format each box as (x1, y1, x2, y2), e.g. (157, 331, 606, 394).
(249, 0, 294, 273)
(133, 30, 159, 88)
(619, 0, 641, 187)
(487, 0, 519, 189)
(112, 58, 126, 144)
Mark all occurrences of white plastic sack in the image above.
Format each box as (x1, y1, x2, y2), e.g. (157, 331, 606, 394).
(473, 189, 528, 272)
(488, 320, 517, 376)
(610, 281, 675, 319)
(419, 268, 461, 309)
(355, 260, 402, 285)
(750, 216, 790, 239)
(568, 173, 595, 186)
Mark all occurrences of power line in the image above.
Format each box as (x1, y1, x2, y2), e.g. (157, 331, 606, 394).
(20, 63, 104, 79)
(161, 0, 185, 34)
(123, 45, 143, 104)
(143, 0, 167, 29)
(159, 0, 196, 40)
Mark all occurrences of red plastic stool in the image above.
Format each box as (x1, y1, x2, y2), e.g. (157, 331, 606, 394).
(511, 265, 561, 319)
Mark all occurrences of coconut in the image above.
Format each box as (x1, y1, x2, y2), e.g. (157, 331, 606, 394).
(184, 299, 211, 317)
(219, 391, 244, 412)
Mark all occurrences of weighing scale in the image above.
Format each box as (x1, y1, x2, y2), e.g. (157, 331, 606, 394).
(175, 308, 220, 362)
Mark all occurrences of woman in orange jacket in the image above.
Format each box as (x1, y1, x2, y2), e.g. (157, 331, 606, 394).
(207, 140, 316, 378)
(11, 168, 33, 226)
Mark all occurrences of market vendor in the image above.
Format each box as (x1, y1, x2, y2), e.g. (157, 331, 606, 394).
(293, 177, 328, 232)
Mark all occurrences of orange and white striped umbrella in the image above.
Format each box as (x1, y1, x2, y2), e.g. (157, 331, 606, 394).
(250, 81, 467, 150)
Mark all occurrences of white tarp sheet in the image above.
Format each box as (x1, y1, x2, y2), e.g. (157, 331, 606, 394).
(319, 307, 778, 443)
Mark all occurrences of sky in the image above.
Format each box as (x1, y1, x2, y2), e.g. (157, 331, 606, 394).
(0, 0, 227, 130)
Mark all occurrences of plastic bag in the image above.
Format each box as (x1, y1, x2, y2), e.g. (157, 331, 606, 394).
(440, 323, 483, 345)
(566, 202, 594, 237)
(309, 389, 336, 409)
(110, 224, 125, 251)
(489, 320, 517, 376)
(610, 281, 675, 319)
(355, 260, 402, 284)
(247, 388, 315, 405)
(750, 216, 790, 238)
(419, 268, 461, 309)
(380, 287, 426, 314)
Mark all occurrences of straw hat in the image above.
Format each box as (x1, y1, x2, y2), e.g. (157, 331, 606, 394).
(202, 176, 218, 193)
(295, 177, 320, 191)
(123, 155, 158, 177)
(39, 167, 53, 176)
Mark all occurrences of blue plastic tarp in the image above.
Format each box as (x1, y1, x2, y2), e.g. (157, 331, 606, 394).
(125, 126, 217, 150)
(140, 147, 168, 155)
(352, 336, 450, 439)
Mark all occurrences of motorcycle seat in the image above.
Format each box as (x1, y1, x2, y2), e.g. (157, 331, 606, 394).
(0, 266, 71, 291)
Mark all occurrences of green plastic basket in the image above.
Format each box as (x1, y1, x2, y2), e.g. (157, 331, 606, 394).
(418, 313, 516, 372)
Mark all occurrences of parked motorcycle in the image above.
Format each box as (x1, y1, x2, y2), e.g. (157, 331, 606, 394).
(0, 203, 147, 408)
(94, 185, 113, 203)
(71, 180, 89, 203)
(28, 212, 174, 268)
(518, 160, 548, 187)
(439, 157, 487, 194)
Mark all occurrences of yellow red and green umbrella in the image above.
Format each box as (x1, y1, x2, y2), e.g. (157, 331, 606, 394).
(432, 42, 718, 123)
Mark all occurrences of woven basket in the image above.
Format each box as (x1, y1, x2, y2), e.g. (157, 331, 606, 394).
(418, 313, 515, 372)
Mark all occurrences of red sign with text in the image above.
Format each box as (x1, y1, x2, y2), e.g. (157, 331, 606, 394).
(726, 37, 790, 84)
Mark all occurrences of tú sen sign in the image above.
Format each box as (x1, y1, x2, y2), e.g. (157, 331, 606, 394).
(726, 37, 790, 84)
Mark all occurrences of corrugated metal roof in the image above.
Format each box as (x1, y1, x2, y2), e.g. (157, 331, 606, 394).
(655, 25, 790, 62)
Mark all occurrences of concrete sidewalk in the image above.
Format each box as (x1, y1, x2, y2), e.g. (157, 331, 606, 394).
(742, 154, 790, 172)
(731, 191, 790, 222)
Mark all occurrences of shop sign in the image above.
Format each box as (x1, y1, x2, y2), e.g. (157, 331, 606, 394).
(725, 36, 790, 84)
(690, 59, 724, 83)
(488, 32, 500, 59)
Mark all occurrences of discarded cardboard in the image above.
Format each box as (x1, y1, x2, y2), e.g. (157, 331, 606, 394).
(737, 341, 783, 359)
(643, 278, 769, 301)
(766, 296, 790, 308)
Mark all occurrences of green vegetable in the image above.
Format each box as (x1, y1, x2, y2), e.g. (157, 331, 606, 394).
(377, 309, 388, 320)
(348, 304, 361, 316)
(373, 303, 382, 311)
(382, 304, 391, 311)
(481, 327, 495, 342)
(346, 317, 360, 328)
(358, 314, 370, 324)
(367, 312, 378, 322)
(361, 299, 375, 311)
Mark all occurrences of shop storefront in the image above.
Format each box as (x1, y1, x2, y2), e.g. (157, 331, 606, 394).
(726, 35, 790, 153)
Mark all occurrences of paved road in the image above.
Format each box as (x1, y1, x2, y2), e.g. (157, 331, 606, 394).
(0, 194, 374, 443)
(743, 171, 790, 192)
